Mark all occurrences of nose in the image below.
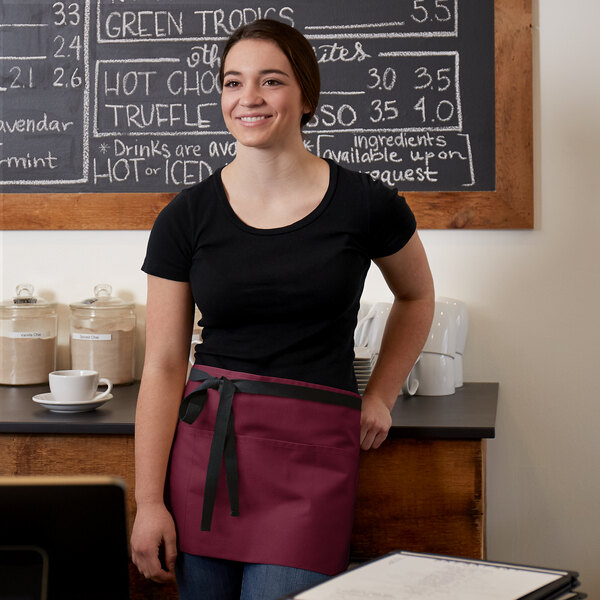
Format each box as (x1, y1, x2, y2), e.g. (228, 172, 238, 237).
(239, 83, 263, 107)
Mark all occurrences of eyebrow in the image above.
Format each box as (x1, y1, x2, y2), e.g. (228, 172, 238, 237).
(222, 69, 291, 79)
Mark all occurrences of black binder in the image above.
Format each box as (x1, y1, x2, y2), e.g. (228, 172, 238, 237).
(282, 551, 585, 600)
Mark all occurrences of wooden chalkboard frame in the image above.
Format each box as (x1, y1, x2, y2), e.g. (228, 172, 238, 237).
(0, 0, 532, 230)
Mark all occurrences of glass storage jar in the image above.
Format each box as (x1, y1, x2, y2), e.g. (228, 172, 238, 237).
(0, 284, 57, 385)
(69, 284, 136, 385)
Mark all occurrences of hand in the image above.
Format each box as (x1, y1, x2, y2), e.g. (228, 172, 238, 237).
(360, 394, 392, 450)
(131, 502, 178, 583)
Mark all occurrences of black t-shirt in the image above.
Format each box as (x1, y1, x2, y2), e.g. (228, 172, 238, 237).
(142, 159, 416, 391)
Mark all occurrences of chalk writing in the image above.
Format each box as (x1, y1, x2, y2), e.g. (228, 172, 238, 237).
(0, 0, 494, 192)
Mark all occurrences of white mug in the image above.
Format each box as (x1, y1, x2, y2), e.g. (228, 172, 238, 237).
(354, 302, 392, 354)
(437, 297, 468, 387)
(49, 370, 112, 404)
(414, 352, 455, 396)
(454, 353, 464, 388)
(422, 301, 458, 357)
(401, 355, 421, 396)
(437, 297, 469, 356)
(187, 332, 203, 381)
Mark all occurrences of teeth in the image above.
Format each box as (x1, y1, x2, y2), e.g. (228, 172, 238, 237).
(241, 116, 267, 122)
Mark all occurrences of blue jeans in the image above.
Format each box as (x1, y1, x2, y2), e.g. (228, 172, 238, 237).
(175, 553, 330, 600)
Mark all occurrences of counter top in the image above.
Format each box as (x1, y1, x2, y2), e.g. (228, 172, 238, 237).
(0, 383, 139, 434)
(0, 382, 497, 438)
(390, 382, 498, 439)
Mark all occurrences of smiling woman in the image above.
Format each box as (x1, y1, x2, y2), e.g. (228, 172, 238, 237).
(130, 18, 434, 600)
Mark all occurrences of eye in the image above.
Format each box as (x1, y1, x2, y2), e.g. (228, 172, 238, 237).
(224, 80, 240, 88)
(263, 79, 282, 87)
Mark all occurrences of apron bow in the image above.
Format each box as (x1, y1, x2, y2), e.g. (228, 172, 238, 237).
(180, 374, 240, 531)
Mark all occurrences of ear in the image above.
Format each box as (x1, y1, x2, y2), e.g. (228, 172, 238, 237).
(302, 102, 312, 120)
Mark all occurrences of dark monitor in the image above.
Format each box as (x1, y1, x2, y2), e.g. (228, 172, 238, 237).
(0, 476, 130, 600)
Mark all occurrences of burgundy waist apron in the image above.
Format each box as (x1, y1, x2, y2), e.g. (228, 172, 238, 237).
(167, 364, 362, 576)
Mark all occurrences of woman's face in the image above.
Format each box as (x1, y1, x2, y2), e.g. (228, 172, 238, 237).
(221, 39, 308, 150)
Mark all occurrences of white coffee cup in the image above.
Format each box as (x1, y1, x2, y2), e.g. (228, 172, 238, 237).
(422, 301, 458, 357)
(414, 352, 455, 396)
(401, 355, 421, 396)
(437, 297, 468, 387)
(354, 302, 392, 353)
(49, 370, 112, 404)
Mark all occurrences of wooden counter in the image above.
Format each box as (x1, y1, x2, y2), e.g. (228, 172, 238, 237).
(0, 382, 497, 599)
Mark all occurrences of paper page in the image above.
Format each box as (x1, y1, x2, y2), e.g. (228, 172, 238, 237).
(294, 554, 567, 600)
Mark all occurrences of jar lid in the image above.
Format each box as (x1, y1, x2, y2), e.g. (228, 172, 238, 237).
(69, 283, 134, 310)
(0, 283, 56, 311)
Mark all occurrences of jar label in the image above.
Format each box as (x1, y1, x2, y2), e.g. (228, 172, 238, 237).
(72, 333, 112, 341)
(9, 331, 52, 339)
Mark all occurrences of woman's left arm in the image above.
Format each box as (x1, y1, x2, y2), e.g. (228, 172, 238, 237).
(360, 231, 435, 450)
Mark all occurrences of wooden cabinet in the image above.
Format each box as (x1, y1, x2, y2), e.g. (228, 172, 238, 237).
(0, 432, 176, 600)
(352, 438, 485, 561)
(351, 383, 497, 562)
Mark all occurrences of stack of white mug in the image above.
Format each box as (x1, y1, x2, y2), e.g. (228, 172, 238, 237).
(354, 302, 420, 396)
(414, 297, 468, 396)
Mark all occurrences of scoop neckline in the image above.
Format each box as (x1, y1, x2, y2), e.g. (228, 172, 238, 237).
(216, 159, 337, 235)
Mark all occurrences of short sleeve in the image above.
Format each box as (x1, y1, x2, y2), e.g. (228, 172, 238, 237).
(141, 190, 193, 282)
(366, 179, 417, 259)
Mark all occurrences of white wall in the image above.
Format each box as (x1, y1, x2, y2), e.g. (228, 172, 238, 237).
(2, 0, 599, 593)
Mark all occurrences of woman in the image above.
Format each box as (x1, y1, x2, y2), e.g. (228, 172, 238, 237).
(131, 18, 434, 600)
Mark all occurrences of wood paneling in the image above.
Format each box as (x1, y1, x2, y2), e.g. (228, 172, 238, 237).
(352, 439, 485, 560)
(0, 433, 178, 600)
(0, 193, 173, 231)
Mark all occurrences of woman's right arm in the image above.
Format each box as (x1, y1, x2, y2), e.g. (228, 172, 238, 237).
(130, 274, 194, 583)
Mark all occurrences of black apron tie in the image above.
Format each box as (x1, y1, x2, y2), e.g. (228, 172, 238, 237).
(179, 369, 361, 532)
(179, 375, 240, 531)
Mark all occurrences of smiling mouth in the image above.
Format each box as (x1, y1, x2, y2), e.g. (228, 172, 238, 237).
(239, 115, 270, 122)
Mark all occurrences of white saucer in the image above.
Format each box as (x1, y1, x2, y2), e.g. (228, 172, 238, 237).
(32, 392, 113, 413)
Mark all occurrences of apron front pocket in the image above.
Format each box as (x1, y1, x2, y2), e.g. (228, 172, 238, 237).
(170, 426, 360, 575)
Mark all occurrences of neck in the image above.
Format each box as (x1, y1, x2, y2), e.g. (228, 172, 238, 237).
(225, 142, 320, 195)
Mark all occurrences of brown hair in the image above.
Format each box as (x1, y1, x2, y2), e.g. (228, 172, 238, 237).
(219, 19, 320, 126)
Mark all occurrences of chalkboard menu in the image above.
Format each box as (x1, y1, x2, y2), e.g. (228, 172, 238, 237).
(0, 0, 494, 194)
